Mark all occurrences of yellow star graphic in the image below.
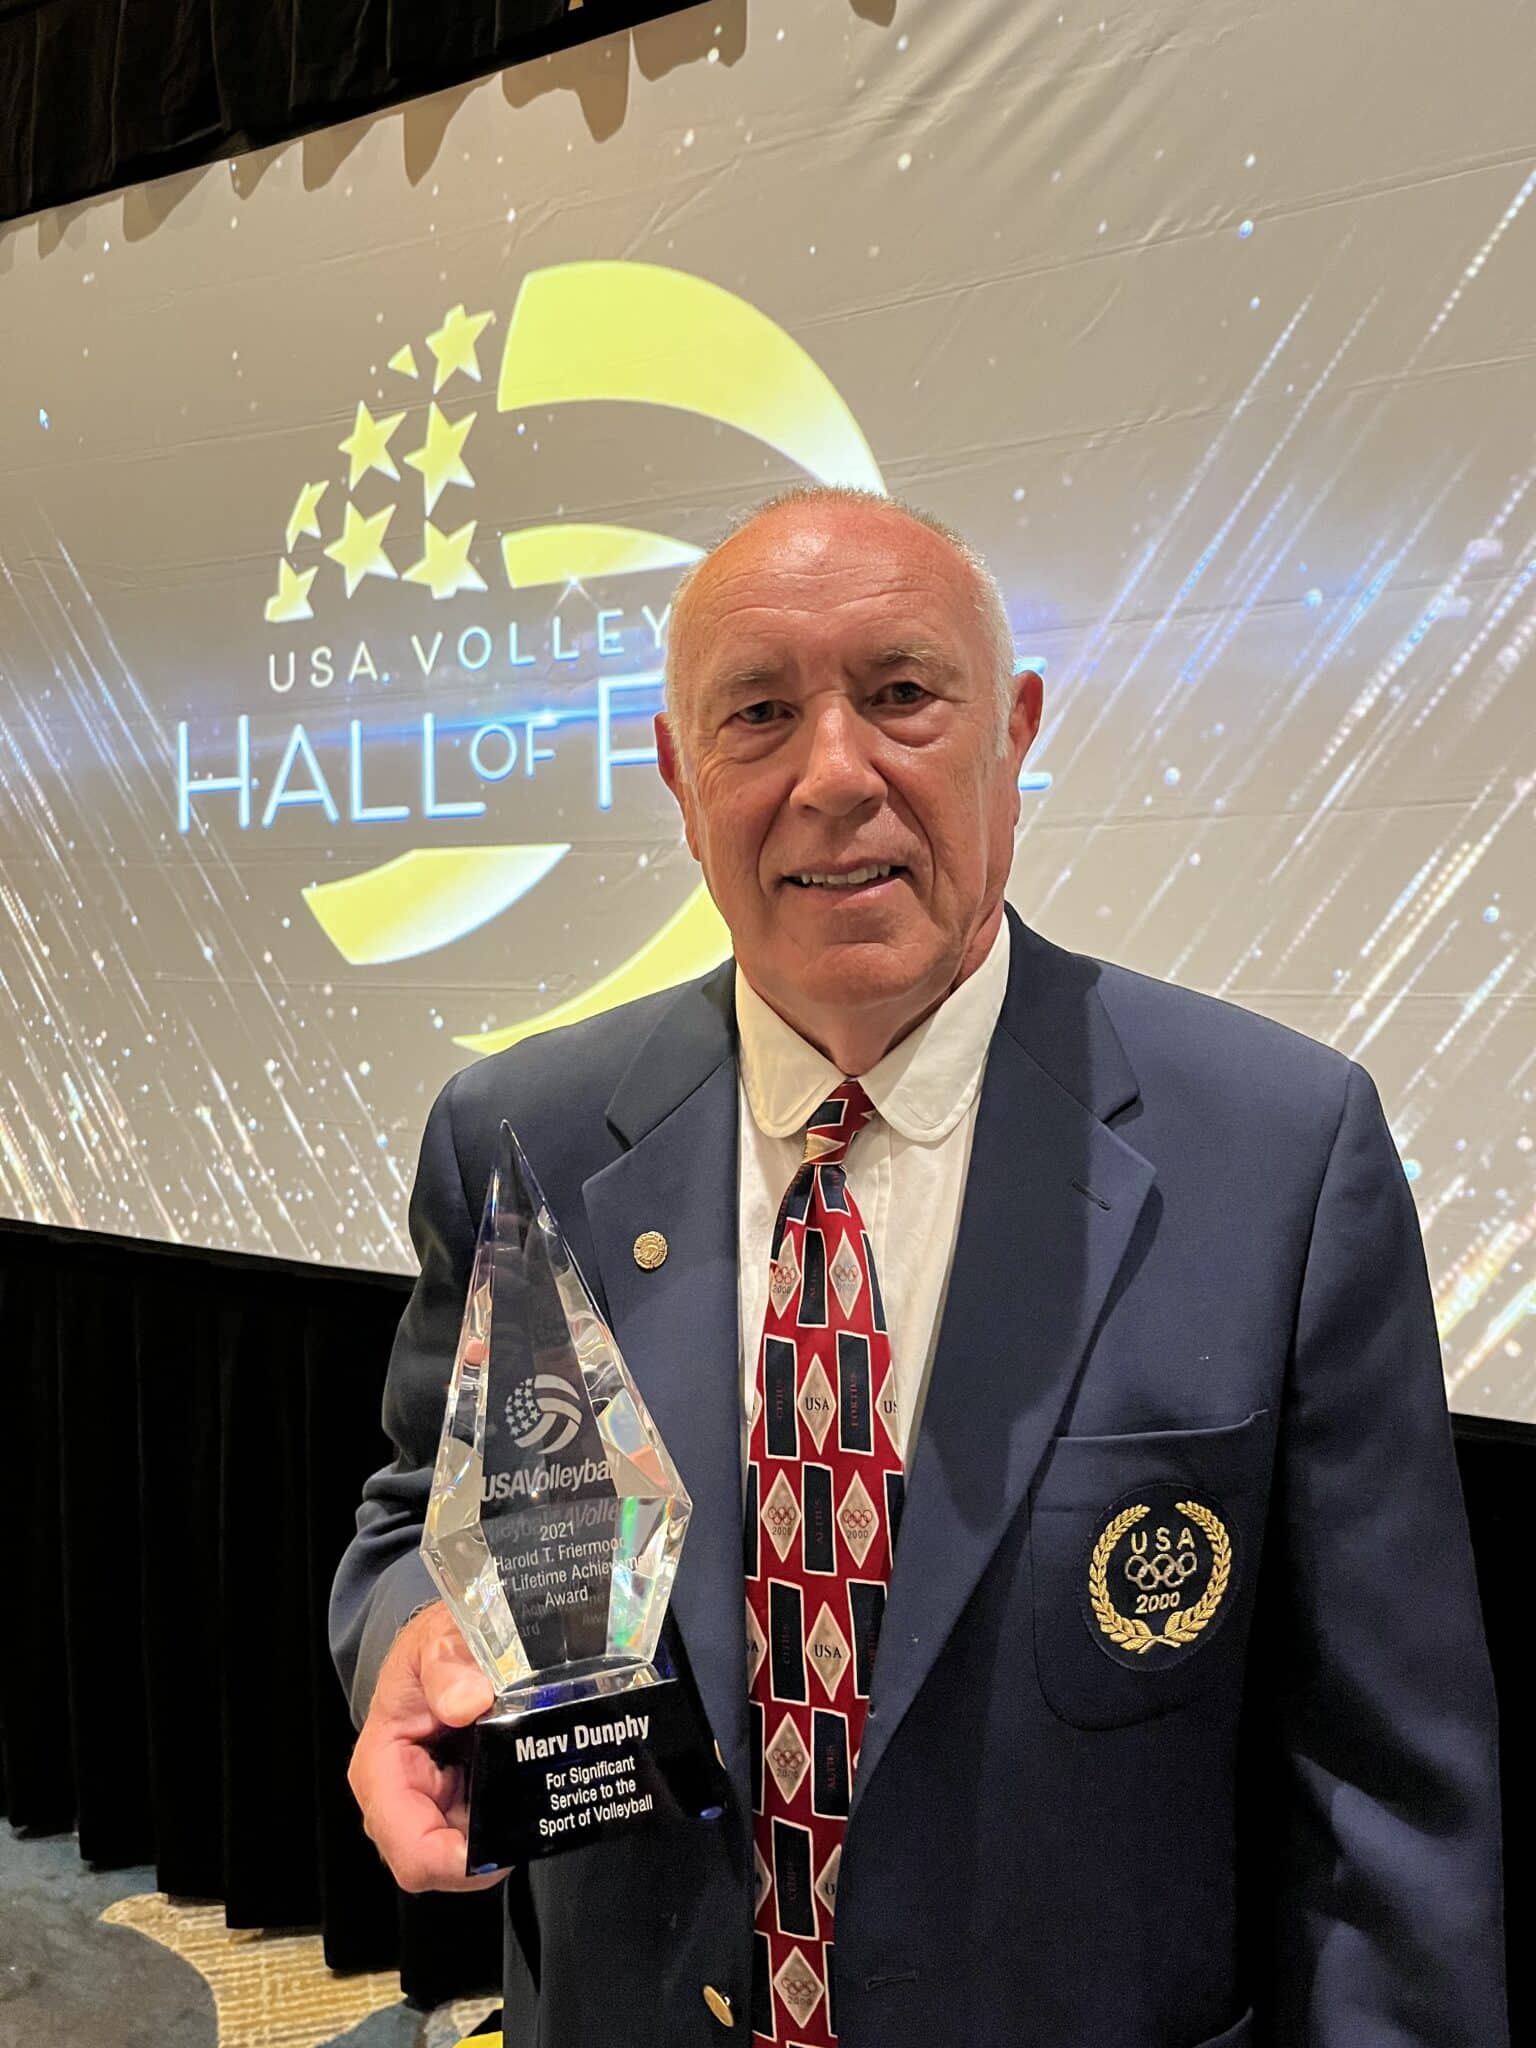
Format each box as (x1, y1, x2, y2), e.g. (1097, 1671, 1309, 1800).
(404, 405, 477, 517)
(387, 342, 420, 379)
(424, 304, 494, 394)
(403, 518, 488, 602)
(338, 402, 405, 489)
(284, 480, 329, 555)
(324, 501, 398, 598)
(264, 557, 318, 624)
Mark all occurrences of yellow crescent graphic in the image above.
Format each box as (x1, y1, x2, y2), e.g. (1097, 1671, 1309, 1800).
(304, 844, 569, 966)
(497, 261, 885, 492)
(284, 263, 886, 1031)
(500, 521, 703, 589)
(454, 883, 731, 1054)
(452, 262, 881, 1038)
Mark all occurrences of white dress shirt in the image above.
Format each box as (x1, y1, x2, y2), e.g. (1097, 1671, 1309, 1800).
(734, 918, 1011, 1463)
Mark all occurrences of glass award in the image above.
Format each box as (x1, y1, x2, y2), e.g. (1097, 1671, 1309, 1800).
(422, 1121, 725, 1868)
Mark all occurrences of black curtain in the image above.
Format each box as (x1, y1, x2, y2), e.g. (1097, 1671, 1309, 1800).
(4, 1217, 1532, 2035)
(0, 0, 696, 227)
(0, 1219, 502, 2007)
(1456, 1415, 1533, 2047)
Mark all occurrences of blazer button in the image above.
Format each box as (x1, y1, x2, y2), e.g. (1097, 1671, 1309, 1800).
(702, 1985, 735, 2027)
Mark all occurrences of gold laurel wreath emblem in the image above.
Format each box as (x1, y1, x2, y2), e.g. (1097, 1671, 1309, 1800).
(1088, 1500, 1232, 1655)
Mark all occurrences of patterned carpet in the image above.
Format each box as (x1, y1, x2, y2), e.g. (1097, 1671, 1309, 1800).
(0, 1827, 499, 2048)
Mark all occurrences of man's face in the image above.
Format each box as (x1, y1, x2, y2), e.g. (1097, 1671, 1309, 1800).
(656, 503, 1042, 1048)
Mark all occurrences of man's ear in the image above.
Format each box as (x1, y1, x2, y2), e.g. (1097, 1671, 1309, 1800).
(655, 712, 701, 863)
(1008, 667, 1044, 771)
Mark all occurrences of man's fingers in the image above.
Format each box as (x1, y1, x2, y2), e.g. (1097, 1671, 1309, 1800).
(372, 1608, 491, 1732)
(360, 1776, 505, 1893)
(427, 1671, 495, 1725)
(421, 1634, 495, 1726)
(396, 1727, 490, 1866)
(347, 1601, 503, 1894)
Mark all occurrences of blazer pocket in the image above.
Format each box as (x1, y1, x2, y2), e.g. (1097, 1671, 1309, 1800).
(1029, 1411, 1272, 1730)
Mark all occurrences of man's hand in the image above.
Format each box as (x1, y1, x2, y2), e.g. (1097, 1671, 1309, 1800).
(346, 1600, 508, 1893)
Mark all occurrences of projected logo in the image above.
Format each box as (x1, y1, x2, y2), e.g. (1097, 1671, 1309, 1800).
(252, 262, 888, 1053)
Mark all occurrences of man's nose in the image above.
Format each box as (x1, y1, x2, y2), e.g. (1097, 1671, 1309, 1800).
(789, 698, 885, 817)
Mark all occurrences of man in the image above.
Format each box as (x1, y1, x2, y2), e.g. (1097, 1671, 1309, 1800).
(331, 488, 1507, 2046)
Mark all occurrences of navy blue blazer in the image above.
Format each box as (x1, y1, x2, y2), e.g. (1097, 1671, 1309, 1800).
(329, 908, 1506, 2047)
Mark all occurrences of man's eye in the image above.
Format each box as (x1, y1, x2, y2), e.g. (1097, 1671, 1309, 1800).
(880, 679, 928, 706)
(736, 700, 781, 726)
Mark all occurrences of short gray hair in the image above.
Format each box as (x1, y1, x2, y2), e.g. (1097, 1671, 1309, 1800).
(661, 485, 1018, 755)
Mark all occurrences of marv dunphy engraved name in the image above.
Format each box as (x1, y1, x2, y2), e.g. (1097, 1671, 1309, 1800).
(514, 1712, 651, 1763)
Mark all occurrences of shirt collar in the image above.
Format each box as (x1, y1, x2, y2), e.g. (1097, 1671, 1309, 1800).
(735, 916, 1011, 1145)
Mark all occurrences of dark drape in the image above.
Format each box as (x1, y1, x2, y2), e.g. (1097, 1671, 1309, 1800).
(1456, 1415, 1533, 2047)
(0, 0, 687, 227)
(0, 1218, 502, 2006)
(2, 1217, 1531, 2034)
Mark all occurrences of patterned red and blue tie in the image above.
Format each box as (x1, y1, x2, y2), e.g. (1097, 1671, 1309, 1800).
(744, 1080, 904, 2045)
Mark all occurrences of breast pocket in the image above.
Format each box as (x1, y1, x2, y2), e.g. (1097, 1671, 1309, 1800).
(1029, 1410, 1273, 1730)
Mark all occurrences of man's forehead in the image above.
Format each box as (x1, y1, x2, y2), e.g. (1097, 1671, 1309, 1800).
(667, 502, 987, 711)
(689, 531, 969, 653)
(704, 505, 962, 596)
(703, 631, 962, 692)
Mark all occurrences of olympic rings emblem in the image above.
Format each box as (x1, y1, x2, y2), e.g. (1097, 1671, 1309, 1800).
(1087, 1499, 1233, 1656)
(1122, 1547, 1199, 1592)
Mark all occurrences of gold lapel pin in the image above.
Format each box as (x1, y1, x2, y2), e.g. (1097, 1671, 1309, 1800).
(633, 1229, 668, 1271)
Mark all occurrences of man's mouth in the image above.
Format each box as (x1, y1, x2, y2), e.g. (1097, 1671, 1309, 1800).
(783, 863, 906, 891)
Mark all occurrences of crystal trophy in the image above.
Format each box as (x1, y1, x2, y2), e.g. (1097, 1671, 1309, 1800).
(422, 1121, 725, 1868)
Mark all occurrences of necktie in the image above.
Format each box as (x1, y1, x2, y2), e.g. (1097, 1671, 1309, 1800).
(744, 1080, 904, 2045)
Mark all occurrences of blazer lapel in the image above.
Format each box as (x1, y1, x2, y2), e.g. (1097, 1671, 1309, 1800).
(580, 969, 751, 1811)
(852, 917, 1156, 1806)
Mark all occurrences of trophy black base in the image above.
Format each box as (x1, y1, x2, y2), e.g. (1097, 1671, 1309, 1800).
(459, 1671, 730, 1871)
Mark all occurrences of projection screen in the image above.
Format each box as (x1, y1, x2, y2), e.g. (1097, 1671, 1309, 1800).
(1, 0, 1533, 1418)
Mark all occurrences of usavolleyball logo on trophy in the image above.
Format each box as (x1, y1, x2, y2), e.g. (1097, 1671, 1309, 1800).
(1083, 1482, 1235, 1668)
(505, 1372, 586, 1454)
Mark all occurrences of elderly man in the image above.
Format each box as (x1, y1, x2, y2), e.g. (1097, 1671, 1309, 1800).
(331, 489, 1506, 2047)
